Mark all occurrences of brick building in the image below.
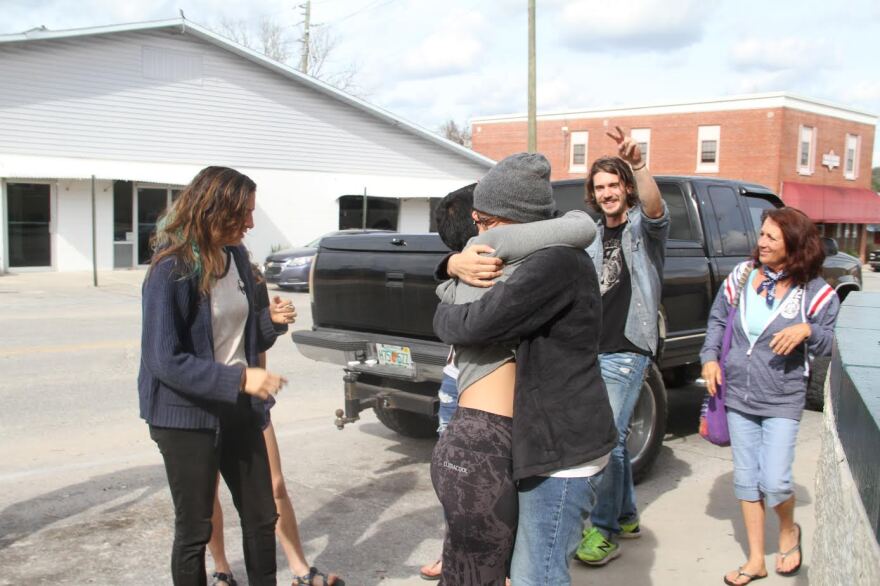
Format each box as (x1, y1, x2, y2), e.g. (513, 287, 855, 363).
(471, 93, 879, 261)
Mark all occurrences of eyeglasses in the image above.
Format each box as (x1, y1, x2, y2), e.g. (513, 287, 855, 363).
(472, 213, 496, 228)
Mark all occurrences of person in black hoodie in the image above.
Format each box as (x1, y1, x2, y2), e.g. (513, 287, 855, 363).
(434, 153, 616, 586)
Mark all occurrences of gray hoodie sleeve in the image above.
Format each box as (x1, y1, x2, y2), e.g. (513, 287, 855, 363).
(436, 278, 456, 304)
(473, 210, 597, 262)
(805, 279, 840, 357)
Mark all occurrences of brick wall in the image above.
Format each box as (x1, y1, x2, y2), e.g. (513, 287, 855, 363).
(471, 107, 875, 194)
(779, 110, 875, 192)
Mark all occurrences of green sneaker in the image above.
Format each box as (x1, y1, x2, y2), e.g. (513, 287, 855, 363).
(576, 527, 620, 566)
(619, 519, 642, 539)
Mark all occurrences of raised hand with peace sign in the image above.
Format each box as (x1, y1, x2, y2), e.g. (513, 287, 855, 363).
(606, 125, 645, 169)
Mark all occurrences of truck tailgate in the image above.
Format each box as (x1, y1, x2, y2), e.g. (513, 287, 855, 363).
(311, 233, 449, 339)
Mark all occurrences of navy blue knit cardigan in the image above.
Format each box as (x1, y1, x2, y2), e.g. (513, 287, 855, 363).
(138, 244, 284, 430)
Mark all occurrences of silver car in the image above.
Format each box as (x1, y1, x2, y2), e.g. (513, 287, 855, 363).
(263, 230, 391, 291)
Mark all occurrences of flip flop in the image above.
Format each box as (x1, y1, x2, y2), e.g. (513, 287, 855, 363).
(419, 559, 442, 581)
(776, 522, 803, 576)
(723, 567, 767, 585)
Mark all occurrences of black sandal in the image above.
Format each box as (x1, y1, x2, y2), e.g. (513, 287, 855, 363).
(291, 566, 345, 586)
(212, 572, 238, 586)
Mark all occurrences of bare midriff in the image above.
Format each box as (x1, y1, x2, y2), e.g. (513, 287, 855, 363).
(457, 361, 516, 417)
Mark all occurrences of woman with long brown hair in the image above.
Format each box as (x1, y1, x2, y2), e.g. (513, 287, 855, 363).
(700, 207, 839, 585)
(139, 166, 287, 586)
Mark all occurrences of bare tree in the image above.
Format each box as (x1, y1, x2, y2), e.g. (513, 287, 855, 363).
(213, 16, 361, 95)
(439, 119, 472, 148)
(259, 18, 292, 64)
(217, 17, 292, 64)
(305, 27, 361, 94)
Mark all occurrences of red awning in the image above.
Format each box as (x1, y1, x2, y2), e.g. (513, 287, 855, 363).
(782, 181, 880, 223)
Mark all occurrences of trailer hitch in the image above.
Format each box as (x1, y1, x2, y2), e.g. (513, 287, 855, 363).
(335, 369, 365, 430)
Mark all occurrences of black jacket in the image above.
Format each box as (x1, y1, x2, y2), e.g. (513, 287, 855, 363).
(433, 246, 617, 480)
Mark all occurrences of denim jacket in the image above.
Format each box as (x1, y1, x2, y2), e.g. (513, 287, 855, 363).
(586, 203, 670, 356)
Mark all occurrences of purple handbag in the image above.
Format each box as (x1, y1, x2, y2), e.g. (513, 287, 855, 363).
(700, 264, 751, 446)
(699, 303, 735, 446)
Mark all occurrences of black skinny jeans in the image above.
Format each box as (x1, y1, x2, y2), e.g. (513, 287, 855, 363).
(150, 409, 278, 586)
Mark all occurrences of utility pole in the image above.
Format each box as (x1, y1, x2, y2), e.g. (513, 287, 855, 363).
(299, 0, 311, 74)
(527, 0, 536, 153)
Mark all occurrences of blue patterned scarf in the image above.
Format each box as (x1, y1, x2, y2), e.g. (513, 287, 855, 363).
(756, 266, 788, 308)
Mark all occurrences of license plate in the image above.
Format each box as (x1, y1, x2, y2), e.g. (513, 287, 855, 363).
(375, 343, 413, 369)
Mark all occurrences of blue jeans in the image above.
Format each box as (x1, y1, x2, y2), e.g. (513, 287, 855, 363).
(590, 352, 650, 538)
(436, 373, 459, 434)
(727, 408, 800, 507)
(510, 475, 597, 586)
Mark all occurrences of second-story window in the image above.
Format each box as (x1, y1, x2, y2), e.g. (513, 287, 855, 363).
(569, 131, 588, 173)
(844, 133, 860, 180)
(631, 128, 651, 168)
(697, 125, 720, 173)
(798, 125, 815, 175)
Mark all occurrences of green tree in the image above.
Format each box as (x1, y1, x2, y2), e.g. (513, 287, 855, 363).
(872, 166, 879, 191)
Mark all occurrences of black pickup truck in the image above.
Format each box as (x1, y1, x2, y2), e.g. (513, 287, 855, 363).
(293, 176, 862, 480)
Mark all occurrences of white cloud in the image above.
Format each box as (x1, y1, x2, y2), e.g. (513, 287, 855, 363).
(556, 0, 716, 52)
(733, 70, 805, 94)
(399, 11, 484, 79)
(839, 80, 880, 104)
(731, 37, 839, 71)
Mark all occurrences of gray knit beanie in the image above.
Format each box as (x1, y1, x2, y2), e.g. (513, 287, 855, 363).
(473, 152, 555, 223)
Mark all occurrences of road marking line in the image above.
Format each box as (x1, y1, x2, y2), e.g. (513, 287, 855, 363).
(0, 339, 139, 357)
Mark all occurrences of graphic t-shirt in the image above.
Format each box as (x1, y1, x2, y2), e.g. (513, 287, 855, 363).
(599, 221, 646, 355)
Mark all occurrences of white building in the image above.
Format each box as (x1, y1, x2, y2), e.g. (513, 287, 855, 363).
(0, 18, 492, 272)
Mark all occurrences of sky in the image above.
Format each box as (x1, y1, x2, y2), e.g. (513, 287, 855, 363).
(3, 0, 880, 165)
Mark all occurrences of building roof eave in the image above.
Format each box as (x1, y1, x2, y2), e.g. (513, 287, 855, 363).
(0, 18, 495, 170)
(471, 92, 877, 127)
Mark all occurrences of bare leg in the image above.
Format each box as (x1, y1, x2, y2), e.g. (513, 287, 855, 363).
(725, 499, 768, 584)
(774, 495, 800, 573)
(264, 422, 339, 585)
(207, 474, 234, 583)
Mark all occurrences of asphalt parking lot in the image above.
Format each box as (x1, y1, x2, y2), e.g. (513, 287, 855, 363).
(0, 266, 877, 585)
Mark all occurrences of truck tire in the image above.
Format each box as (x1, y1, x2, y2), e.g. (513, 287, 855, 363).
(373, 404, 438, 439)
(630, 363, 668, 484)
(806, 356, 830, 411)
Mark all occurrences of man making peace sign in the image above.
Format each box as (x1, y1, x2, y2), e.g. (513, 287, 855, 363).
(576, 126, 671, 567)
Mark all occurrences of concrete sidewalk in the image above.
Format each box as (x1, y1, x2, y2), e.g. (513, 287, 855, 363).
(569, 392, 817, 585)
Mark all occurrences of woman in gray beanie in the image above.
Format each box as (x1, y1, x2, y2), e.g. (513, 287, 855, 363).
(431, 152, 604, 585)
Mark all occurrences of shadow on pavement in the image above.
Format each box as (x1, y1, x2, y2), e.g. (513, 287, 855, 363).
(282, 420, 442, 584)
(297, 471, 443, 585)
(0, 464, 167, 551)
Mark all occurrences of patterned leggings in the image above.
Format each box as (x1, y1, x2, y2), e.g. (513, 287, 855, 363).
(430, 407, 516, 586)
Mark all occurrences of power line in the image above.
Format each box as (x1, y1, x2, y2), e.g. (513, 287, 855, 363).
(327, 0, 399, 25)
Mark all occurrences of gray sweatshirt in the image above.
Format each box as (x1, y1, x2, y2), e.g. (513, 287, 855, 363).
(437, 210, 597, 393)
(699, 260, 840, 420)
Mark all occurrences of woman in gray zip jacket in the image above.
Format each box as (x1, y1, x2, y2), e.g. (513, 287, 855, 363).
(700, 207, 839, 586)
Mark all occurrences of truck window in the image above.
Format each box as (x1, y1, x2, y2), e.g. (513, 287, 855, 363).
(338, 195, 400, 230)
(660, 183, 697, 241)
(707, 185, 751, 256)
(742, 195, 777, 245)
